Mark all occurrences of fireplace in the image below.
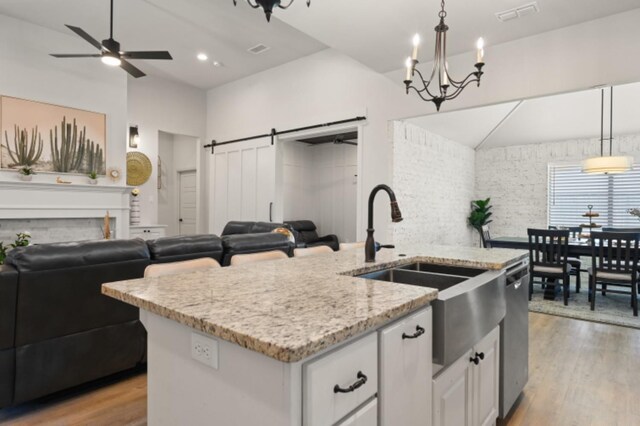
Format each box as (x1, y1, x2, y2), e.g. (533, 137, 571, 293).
(0, 180, 131, 244)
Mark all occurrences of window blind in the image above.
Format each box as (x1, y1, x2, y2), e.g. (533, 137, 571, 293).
(548, 163, 640, 229)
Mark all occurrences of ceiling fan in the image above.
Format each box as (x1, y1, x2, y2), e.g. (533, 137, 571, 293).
(50, 0, 172, 78)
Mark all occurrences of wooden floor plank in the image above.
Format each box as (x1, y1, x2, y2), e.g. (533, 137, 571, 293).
(2, 313, 639, 425)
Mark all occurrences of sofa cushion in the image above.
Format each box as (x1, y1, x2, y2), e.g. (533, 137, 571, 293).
(0, 265, 18, 350)
(0, 348, 14, 409)
(285, 220, 317, 232)
(250, 222, 286, 234)
(147, 235, 223, 264)
(13, 320, 145, 405)
(7, 240, 150, 346)
(221, 233, 292, 266)
(221, 221, 255, 236)
(6, 239, 150, 272)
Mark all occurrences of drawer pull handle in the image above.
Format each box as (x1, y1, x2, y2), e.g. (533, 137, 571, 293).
(333, 371, 367, 394)
(402, 325, 425, 340)
(470, 356, 480, 365)
(476, 352, 485, 361)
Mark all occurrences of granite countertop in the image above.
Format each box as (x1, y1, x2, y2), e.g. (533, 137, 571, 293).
(102, 244, 527, 363)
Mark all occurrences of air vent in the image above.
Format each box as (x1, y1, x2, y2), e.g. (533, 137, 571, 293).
(496, 2, 539, 22)
(248, 44, 270, 55)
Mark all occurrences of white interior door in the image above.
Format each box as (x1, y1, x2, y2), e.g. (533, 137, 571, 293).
(210, 137, 276, 235)
(179, 170, 197, 235)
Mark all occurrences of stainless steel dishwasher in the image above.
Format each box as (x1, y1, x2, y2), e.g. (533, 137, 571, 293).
(499, 259, 530, 419)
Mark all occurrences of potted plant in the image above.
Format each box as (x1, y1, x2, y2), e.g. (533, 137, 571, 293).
(468, 198, 493, 247)
(0, 242, 6, 265)
(18, 166, 35, 181)
(88, 171, 98, 185)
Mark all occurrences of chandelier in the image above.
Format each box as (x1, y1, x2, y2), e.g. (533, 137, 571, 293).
(582, 86, 632, 174)
(233, 0, 310, 22)
(404, 0, 485, 111)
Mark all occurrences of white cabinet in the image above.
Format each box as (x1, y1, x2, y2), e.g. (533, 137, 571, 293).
(379, 306, 432, 426)
(473, 326, 500, 426)
(303, 332, 378, 426)
(129, 225, 167, 240)
(433, 326, 500, 426)
(337, 398, 378, 426)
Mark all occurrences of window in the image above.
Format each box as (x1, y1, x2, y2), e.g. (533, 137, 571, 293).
(548, 163, 640, 229)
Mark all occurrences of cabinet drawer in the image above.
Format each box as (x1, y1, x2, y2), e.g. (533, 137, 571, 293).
(336, 398, 378, 426)
(303, 333, 378, 426)
(379, 306, 432, 426)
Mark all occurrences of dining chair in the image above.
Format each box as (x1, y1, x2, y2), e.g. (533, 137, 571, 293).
(589, 231, 640, 316)
(230, 250, 289, 266)
(527, 228, 571, 305)
(339, 242, 365, 251)
(294, 245, 334, 257)
(602, 227, 640, 232)
(144, 257, 221, 278)
(481, 225, 492, 248)
(548, 226, 583, 292)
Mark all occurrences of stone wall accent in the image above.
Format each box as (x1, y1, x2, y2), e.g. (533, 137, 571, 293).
(475, 134, 640, 237)
(391, 121, 476, 248)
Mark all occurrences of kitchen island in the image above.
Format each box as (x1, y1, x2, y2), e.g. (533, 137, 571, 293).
(103, 244, 526, 426)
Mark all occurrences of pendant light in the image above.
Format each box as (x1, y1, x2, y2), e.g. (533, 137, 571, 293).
(403, 0, 485, 111)
(582, 87, 632, 174)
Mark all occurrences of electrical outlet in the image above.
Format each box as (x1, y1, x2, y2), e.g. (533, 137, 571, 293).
(191, 332, 219, 369)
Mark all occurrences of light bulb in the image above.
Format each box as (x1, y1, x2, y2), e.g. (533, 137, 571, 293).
(197, 53, 208, 61)
(411, 34, 420, 60)
(101, 54, 121, 67)
(476, 38, 485, 63)
(405, 57, 413, 81)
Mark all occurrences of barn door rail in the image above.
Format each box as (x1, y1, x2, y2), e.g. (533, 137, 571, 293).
(203, 116, 366, 154)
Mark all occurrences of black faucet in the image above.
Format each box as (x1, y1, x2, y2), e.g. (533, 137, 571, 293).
(365, 184, 403, 262)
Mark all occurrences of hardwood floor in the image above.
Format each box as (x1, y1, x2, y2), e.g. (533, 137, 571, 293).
(502, 313, 640, 426)
(1, 313, 639, 425)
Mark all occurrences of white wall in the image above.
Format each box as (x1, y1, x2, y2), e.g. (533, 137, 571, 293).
(386, 9, 640, 116)
(206, 49, 428, 242)
(0, 13, 127, 184)
(127, 76, 207, 230)
(281, 141, 358, 242)
(475, 134, 640, 238)
(391, 122, 476, 248)
(158, 132, 198, 236)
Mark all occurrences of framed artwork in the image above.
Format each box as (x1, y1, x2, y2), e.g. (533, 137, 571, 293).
(0, 96, 107, 175)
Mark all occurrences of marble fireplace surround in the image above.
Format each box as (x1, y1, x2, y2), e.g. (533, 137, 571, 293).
(0, 180, 131, 244)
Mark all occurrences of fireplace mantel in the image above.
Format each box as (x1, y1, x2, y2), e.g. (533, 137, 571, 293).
(0, 180, 132, 241)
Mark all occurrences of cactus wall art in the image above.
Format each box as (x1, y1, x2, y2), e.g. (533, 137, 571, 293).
(0, 96, 106, 174)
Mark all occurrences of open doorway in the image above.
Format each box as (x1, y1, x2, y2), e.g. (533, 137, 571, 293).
(158, 131, 199, 237)
(278, 127, 359, 243)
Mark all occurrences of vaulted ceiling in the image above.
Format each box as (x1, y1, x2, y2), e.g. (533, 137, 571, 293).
(406, 81, 640, 149)
(1, 0, 639, 89)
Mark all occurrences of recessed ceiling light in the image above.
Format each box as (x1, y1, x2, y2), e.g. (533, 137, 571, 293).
(212, 61, 224, 68)
(197, 53, 208, 61)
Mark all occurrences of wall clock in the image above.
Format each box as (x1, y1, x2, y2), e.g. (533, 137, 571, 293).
(107, 167, 122, 182)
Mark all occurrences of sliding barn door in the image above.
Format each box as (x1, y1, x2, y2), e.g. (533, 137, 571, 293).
(210, 137, 276, 235)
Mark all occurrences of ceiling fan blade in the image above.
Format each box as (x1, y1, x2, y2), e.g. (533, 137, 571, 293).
(50, 54, 101, 58)
(120, 59, 146, 78)
(122, 51, 173, 60)
(65, 25, 103, 50)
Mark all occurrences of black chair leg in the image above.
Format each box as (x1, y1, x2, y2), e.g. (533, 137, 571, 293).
(575, 269, 581, 293)
(590, 274, 596, 311)
(602, 283, 607, 296)
(633, 280, 638, 317)
(563, 274, 569, 306)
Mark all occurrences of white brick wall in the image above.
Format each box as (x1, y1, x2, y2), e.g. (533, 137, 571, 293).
(475, 134, 640, 238)
(391, 122, 476, 248)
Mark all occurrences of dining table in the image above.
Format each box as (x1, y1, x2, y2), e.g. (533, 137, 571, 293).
(487, 236, 593, 300)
